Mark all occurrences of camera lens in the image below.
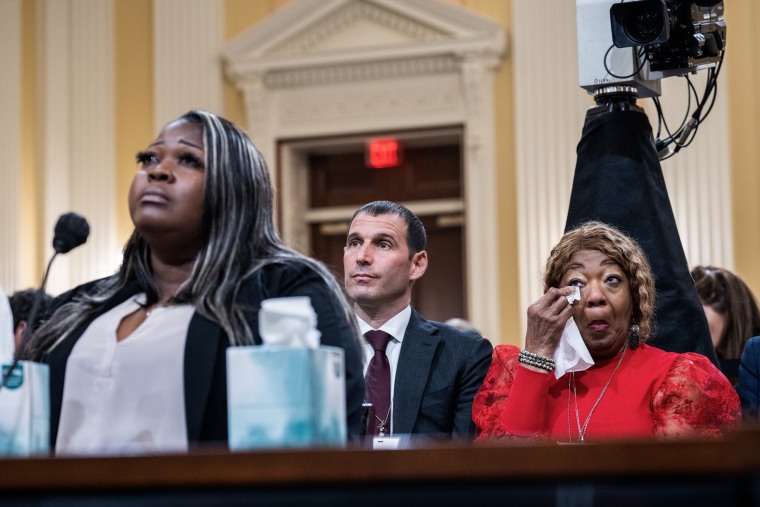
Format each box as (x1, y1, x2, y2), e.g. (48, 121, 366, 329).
(624, 6, 666, 44)
(610, 0, 670, 48)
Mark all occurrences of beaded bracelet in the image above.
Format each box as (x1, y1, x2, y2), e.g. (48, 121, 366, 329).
(518, 349, 555, 372)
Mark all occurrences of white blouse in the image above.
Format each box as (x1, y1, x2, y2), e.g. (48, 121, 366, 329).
(56, 294, 194, 456)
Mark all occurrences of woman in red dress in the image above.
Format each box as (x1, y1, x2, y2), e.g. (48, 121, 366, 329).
(473, 221, 740, 443)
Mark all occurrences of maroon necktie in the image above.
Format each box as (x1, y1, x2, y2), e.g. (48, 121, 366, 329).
(364, 330, 392, 436)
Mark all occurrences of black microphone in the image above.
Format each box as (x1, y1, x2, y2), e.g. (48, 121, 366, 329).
(53, 212, 90, 254)
(1, 213, 90, 388)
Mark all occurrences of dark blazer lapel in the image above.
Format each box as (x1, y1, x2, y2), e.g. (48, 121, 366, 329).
(183, 313, 224, 441)
(393, 310, 439, 434)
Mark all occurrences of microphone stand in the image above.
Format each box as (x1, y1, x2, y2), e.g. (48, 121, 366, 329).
(0, 212, 89, 389)
(0, 252, 58, 390)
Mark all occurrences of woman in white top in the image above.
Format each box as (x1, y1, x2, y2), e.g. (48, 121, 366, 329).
(25, 110, 364, 455)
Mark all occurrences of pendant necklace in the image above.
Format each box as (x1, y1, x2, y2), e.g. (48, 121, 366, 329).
(144, 304, 166, 318)
(144, 295, 175, 317)
(376, 403, 392, 437)
(567, 345, 627, 443)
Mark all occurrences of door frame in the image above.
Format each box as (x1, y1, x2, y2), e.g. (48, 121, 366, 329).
(222, 0, 506, 339)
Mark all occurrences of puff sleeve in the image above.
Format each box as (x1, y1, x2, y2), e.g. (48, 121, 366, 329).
(473, 345, 552, 440)
(652, 352, 741, 437)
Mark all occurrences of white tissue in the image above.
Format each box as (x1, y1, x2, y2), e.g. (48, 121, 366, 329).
(553, 287, 593, 378)
(258, 297, 321, 349)
(566, 286, 580, 305)
(553, 318, 594, 378)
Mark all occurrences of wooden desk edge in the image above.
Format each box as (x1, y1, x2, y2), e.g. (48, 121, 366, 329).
(1, 428, 759, 491)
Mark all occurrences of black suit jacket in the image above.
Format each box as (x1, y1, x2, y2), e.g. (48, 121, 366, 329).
(391, 309, 492, 438)
(43, 262, 365, 449)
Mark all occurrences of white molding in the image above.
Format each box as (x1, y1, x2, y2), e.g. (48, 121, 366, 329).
(222, 0, 504, 74)
(264, 55, 459, 89)
(514, 0, 587, 334)
(36, 0, 119, 294)
(38, 0, 73, 293)
(460, 53, 500, 342)
(0, 0, 22, 291)
(274, 74, 464, 136)
(222, 0, 506, 340)
(68, 0, 118, 286)
(265, 1, 447, 57)
(655, 75, 732, 269)
(153, 0, 223, 130)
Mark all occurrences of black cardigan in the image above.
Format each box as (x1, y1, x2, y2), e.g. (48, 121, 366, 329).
(42, 261, 364, 449)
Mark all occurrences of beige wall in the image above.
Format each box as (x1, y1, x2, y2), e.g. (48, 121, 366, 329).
(115, 0, 153, 246)
(726, 1, 760, 297)
(9, 0, 756, 345)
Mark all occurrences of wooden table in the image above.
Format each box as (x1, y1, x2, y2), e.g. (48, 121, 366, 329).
(1, 428, 759, 506)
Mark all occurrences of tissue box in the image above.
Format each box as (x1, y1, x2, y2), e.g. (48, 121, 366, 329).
(226, 346, 346, 450)
(0, 361, 50, 456)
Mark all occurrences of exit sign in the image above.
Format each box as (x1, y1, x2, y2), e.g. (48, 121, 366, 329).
(366, 138, 402, 169)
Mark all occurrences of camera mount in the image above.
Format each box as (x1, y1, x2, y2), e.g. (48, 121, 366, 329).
(588, 85, 644, 116)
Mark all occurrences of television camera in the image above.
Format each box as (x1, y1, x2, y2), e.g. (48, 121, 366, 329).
(577, 0, 726, 158)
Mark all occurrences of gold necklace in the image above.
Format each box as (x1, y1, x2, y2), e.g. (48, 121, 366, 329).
(567, 346, 627, 443)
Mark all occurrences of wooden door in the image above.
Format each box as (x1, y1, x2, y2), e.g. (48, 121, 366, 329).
(304, 128, 467, 323)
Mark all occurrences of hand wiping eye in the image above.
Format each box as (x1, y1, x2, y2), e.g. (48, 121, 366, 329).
(566, 286, 580, 305)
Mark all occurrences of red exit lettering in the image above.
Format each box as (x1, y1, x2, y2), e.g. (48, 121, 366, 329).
(366, 138, 402, 169)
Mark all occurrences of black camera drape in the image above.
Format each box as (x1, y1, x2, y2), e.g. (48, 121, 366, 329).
(565, 107, 718, 365)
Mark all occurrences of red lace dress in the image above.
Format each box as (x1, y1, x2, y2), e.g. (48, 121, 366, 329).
(473, 343, 740, 442)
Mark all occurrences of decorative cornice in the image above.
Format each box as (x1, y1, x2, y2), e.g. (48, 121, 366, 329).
(276, 79, 462, 127)
(264, 55, 457, 89)
(269, 0, 446, 57)
(221, 0, 506, 79)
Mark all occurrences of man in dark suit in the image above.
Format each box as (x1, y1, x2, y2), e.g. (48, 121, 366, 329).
(344, 200, 492, 440)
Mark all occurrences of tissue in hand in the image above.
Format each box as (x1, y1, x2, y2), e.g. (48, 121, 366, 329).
(553, 318, 594, 378)
(566, 286, 580, 305)
(552, 287, 594, 379)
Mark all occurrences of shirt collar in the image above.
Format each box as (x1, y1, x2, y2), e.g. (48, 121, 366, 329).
(357, 305, 411, 343)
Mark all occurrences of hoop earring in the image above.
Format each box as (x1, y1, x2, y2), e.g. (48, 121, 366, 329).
(629, 324, 640, 350)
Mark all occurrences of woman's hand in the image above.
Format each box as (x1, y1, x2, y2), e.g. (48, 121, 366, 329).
(524, 286, 575, 358)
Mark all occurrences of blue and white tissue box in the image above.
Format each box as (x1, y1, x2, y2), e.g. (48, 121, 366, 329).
(226, 346, 346, 450)
(0, 361, 50, 456)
